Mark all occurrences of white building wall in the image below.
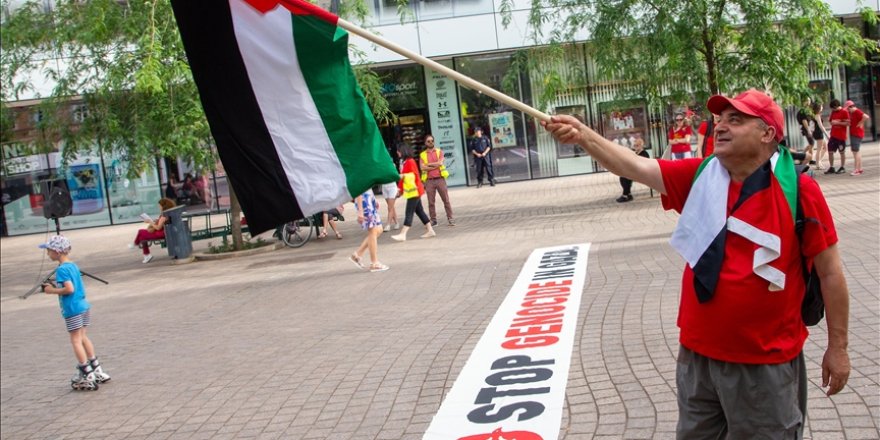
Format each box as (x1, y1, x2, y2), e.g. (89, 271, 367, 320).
(4, 0, 877, 100)
(352, 0, 874, 65)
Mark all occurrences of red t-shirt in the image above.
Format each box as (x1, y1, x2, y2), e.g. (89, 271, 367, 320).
(659, 158, 838, 364)
(697, 121, 715, 156)
(397, 158, 425, 197)
(829, 108, 850, 140)
(668, 126, 693, 153)
(849, 108, 866, 139)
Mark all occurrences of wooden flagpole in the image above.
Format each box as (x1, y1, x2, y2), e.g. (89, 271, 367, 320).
(336, 18, 551, 122)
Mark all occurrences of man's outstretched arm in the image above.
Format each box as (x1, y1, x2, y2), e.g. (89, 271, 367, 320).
(542, 115, 665, 194)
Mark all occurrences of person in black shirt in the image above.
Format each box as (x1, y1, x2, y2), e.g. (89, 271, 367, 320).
(617, 138, 650, 202)
(796, 99, 816, 165)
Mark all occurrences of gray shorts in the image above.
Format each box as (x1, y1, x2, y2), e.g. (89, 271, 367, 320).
(676, 346, 807, 440)
(850, 136, 863, 152)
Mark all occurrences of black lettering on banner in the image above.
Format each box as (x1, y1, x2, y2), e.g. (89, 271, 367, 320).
(475, 385, 551, 404)
(486, 368, 553, 386)
(467, 401, 546, 423)
(491, 355, 555, 370)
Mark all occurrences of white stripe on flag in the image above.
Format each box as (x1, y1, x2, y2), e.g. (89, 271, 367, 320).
(670, 158, 729, 267)
(230, 1, 350, 214)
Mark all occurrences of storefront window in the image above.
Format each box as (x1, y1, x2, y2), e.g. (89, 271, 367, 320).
(599, 100, 649, 155)
(416, 0, 494, 20)
(105, 151, 162, 224)
(364, 0, 494, 23)
(1, 142, 163, 236)
(456, 53, 531, 184)
(367, 0, 414, 25)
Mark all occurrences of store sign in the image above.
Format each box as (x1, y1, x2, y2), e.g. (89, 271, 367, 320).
(380, 80, 419, 98)
(2, 155, 42, 175)
(424, 61, 466, 186)
(423, 244, 591, 440)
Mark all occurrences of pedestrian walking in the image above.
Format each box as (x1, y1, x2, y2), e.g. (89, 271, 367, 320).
(348, 189, 388, 272)
(391, 145, 436, 241)
(617, 138, 650, 202)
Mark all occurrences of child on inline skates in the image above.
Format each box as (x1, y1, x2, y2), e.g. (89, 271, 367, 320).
(39, 235, 111, 390)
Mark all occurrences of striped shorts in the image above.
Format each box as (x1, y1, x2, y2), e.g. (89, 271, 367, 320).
(64, 310, 91, 332)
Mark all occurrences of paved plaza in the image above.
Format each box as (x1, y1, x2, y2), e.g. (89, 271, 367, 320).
(1, 147, 878, 439)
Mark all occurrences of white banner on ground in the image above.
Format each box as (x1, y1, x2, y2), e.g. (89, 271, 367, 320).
(424, 243, 591, 440)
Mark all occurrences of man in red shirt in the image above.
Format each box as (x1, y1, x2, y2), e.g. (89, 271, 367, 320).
(542, 89, 851, 438)
(845, 100, 869, 175)
(667, 114, 693, 159)
(826, 99, 850, 174)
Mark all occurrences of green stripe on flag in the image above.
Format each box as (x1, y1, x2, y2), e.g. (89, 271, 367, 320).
(773, 146, 798, 222)
(291, 14, 399, 195)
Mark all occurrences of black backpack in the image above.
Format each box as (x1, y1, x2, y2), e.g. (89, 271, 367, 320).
(794, 165, 825, 326)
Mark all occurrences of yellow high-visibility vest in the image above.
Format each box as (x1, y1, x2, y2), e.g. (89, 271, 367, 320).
(420, 149, 449, 182)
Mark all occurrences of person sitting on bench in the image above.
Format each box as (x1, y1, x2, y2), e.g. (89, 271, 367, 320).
(130, 198, 176, 264)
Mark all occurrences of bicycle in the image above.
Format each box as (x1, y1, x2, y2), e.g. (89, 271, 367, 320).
(276, 216, 314, 248)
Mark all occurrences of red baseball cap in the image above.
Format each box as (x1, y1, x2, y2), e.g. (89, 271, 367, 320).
(844, 100, 855, 108)
(707, 89, 785, 142)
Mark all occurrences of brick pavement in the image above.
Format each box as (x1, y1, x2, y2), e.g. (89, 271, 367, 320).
(1, 145, 878, 439)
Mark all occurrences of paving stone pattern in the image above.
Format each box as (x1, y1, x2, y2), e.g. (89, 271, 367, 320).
(1, 146, 878, 439)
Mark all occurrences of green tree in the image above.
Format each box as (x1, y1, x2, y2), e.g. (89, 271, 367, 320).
(1, 0, 392, 249)
(503, 0, 876, 106)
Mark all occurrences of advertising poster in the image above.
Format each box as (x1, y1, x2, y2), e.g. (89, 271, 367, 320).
(488, 111, 517, 147)
(424, 61, 466, 186)
(67, 163, 105, 215)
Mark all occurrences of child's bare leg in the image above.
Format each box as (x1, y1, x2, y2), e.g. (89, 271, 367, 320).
(69, 328, 88, 364)
(81, 330, 96, 360)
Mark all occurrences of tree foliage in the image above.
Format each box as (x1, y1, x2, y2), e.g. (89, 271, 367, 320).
(1, 0, 394, 249)
(1, 0, 394, 174)
(1, 0, 213, 176)
(506, 0, 877, 107)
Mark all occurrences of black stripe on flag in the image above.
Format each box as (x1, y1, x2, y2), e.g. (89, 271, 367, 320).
(171, 0, 302, 235)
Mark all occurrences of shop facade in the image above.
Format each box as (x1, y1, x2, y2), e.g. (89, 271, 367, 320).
(2, 1, 877, 236)
(0, 99, 233, 237)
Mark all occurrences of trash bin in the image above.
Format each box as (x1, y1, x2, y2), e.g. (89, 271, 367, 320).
(163, 205, 192, 259)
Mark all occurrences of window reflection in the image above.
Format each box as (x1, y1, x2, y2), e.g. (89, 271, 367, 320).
(365, 0, 494, 25)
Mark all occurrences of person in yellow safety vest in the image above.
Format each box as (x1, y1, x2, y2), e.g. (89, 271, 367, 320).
(419, 135, 455, 227)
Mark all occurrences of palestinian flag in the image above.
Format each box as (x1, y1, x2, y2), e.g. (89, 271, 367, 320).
(171, 0, 398, 235)
(670, 148, 798, 301)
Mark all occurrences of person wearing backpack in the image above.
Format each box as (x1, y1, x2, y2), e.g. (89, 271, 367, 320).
(543, 89, 850, 439)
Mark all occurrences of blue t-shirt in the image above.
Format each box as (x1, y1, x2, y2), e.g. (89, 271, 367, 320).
(55, 261, 90, 318)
